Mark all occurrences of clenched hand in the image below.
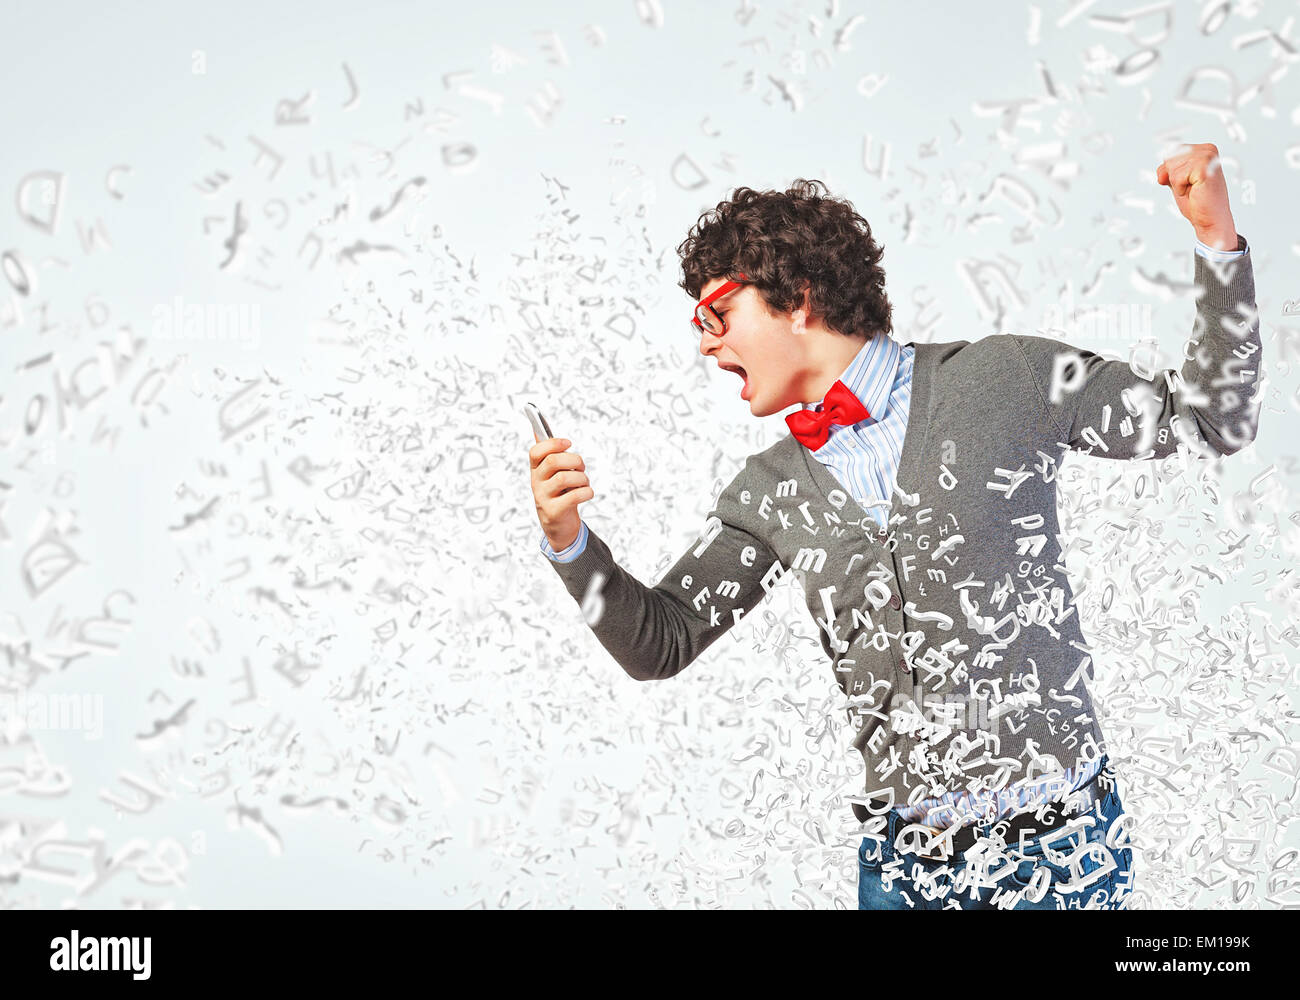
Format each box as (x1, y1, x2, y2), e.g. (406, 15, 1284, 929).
(1156, 142, 1238, 251)
(528, 435, 594, 553)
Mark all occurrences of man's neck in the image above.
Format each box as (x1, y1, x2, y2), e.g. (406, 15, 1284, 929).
(796, 332, 873, 404)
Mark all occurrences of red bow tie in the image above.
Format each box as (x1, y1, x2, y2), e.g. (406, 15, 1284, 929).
(785, 379, 870, 450)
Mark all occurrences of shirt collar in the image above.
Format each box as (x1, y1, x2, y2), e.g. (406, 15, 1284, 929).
(800, 334, 901, 423)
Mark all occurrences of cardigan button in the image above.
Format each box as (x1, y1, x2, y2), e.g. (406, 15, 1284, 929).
(889, 594, 901, 611)
(876, 528, 888, 543)
(898, 657, 910, 673)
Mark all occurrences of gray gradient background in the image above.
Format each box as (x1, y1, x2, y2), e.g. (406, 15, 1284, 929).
(1, 0, 1298, 908)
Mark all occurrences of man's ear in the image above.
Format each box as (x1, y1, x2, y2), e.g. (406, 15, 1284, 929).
(791, 284, 813, 334)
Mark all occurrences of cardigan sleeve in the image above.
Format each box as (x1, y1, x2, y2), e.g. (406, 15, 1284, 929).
(540, 476, 779, 682)
(1012, 236, 1260, 460)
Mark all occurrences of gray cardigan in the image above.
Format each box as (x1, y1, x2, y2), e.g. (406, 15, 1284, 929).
(543, 247, 1260, 821)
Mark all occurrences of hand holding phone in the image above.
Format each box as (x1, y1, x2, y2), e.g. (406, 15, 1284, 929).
(525, 403, 594, 552)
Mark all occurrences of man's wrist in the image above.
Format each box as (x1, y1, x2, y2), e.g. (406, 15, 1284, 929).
(1194, 225, 1239, 252)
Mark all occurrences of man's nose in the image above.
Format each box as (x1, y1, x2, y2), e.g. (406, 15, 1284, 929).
(698, 330, 723, 356)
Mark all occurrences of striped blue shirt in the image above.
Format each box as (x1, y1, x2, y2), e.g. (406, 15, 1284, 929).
(541, 237, 1245, 829)
(796, 331, 910, 533)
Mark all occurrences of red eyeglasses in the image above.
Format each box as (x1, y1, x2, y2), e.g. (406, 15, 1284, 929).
(690, 273, 748, 338)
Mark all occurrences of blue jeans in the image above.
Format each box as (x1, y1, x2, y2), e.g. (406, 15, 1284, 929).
(857, 760, 1134, 910)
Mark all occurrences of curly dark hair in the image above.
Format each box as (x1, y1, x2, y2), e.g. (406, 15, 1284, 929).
(676, 178, 892, 340)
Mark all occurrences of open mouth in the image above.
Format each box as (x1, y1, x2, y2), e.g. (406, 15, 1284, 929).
(719, 362, 750, 398)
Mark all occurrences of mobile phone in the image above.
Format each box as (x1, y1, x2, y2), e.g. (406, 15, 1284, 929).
(523, 402, 556, 442)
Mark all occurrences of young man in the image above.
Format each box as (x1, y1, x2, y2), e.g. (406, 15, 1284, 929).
(528, 143, 1259, 909)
